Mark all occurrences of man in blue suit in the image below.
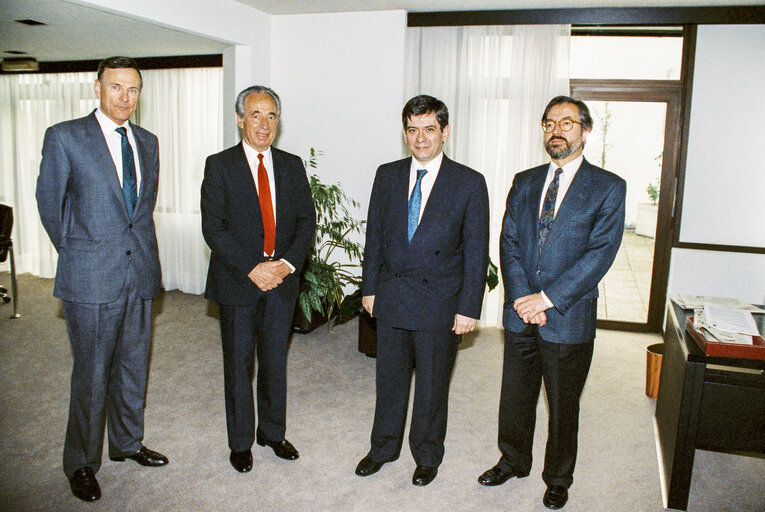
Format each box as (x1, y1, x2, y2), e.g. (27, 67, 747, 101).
(201, 86, 315, 473)
(36, 56, 168, 503)
(356, 95, 489, 486)
(478, 96, 626, 510)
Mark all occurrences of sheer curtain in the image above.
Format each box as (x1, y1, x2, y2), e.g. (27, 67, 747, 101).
(405, 25, 570, 326)
(0, 67, 222, 294)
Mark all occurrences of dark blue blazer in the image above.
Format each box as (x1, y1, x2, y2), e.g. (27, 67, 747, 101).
(500, 158, 626, 344)
(201, 143, 315, 305)
(36, 111, 161, 303)
(362, 155, 490, 331)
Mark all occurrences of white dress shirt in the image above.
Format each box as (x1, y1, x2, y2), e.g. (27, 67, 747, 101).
(408, 151, 444, 223)
(95, 108, 142, 193)
(538, 155, 583, 217)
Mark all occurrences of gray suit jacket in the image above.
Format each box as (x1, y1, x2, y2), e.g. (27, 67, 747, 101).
(362, 155, 490, 331)
(36, 110, 161, 304)
(500, 158, 626, 343)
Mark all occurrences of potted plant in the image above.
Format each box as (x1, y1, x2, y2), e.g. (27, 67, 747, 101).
(358, 259, 500, 357)
(636, 177, 660, 238)
(293, 149, 365, 333)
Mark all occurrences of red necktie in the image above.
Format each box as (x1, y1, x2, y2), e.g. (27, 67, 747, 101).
(257, 153, 275, 256)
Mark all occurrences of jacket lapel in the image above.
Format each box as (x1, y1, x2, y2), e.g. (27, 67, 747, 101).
(131, 124, 153, 213)
(542, 159, 591, 249)
(413, 155, 452, 243)
(85, 112, 125, 211)
(393, 158, 412, 244)
(233, 143, 263, 223)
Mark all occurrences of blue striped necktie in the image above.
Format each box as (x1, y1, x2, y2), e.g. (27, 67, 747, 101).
(115, 127, 137, 218)
(408, 169, 428, 242)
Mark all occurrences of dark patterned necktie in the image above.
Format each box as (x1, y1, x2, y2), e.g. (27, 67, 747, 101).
(408, 169, 427, 242)
(115, 127, 137, 218)
(538, 168, 563, 252)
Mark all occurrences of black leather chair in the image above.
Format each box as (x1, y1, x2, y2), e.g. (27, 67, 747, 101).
(0, 204, 20, 318)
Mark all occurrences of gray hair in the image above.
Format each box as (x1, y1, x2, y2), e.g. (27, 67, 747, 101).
(235, 85, 281, 117)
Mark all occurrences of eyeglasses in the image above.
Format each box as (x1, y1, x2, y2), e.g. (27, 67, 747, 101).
(541, 118, 581, 133)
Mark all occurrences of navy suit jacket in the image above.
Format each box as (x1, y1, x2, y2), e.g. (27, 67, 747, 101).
(201, 143, 315, 305)
(500, 158, 626, 344)
(36, 110, 161, 304)
(362, 155, 490, 331)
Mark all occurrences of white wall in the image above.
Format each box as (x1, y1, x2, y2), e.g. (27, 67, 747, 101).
(667, 24, 765, 304)
(270, 10, 407, 219)
(681, 24, 765, 247)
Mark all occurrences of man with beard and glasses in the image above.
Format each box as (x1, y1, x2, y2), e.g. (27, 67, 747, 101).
(477, 96, 625, 510)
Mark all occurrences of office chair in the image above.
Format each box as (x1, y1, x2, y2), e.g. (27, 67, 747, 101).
(0, 204, 20, 318)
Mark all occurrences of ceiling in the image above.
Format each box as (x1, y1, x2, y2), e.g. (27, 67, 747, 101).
(0, 0, 759, 63)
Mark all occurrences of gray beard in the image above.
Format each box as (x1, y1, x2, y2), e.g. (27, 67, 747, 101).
(545, 137, 583, 160)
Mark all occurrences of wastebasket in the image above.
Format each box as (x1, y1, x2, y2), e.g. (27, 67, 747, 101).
(646, 343, 664, 399)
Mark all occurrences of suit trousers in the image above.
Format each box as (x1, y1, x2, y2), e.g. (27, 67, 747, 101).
(497, 325, 593, 489)
(369, 321, 458, 467)
(218, 292, 295, 451)
(61, 269, 151, 478)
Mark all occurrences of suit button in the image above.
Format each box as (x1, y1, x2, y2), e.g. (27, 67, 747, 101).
(422, 278, 428, 283)
(126, 250, 132, 255)
(128, 224, 133, 229)
(395, 273, 401, 278)
(536, 270, 541, 275)
(434, 250, 440, 255)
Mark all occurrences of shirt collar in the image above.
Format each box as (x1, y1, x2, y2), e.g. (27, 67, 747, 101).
(549, 154, 584, 177)
(242, 141, 271, 162)
(410, 151, 444, 174)
(94, 107, 129, 135)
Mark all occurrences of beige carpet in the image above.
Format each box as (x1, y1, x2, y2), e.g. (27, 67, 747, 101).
(0, 274, 762, 512)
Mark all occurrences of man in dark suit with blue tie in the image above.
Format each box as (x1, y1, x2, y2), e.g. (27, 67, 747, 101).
(478, 96, 626, 509)
(36, 56, 168, 503)
(201, 86, 315, 474)
(356, 95, 490, 486)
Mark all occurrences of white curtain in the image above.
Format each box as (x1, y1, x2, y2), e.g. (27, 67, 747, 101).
(0, 67, 222, 294)
(405, 25, 570, 326)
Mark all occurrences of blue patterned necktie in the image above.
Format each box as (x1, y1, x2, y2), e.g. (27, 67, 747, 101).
(408, 169, 428, 242)
(538, 167, 563, 252)
(115, 127, 137, 218)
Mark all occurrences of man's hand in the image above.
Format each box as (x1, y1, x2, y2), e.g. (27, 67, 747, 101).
(248, 260, 288, 292)
(362, 295, 375, 316)
(513, 293, 551, 324)
(531, 311, 547, 327)
(453, 314, 477, 335)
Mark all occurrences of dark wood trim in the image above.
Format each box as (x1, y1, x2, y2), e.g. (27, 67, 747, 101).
(571, 79, 683, 98)
(674, 242, 765, 254)
(572, 28, 684, 37)
(408, 6, 765, 27)
(0, 54, 222, 75)
(672, 26, 697, 248)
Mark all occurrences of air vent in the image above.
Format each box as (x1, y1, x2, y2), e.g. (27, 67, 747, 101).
(1, 58, 39, 72)
(14, 19, 47, 26)
(3, 51, 28, 55)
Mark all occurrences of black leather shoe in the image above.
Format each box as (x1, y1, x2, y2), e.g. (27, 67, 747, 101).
(230, 449, 253, 473)
(355, 455, 385, 476)
(256, 432, 299, 460)
(412, 465, 438, 486)
(110, 446, 169, 467)
(543, 485, 569, 510)
(68, 467, 100, 502)
(477, 464, 530, 486)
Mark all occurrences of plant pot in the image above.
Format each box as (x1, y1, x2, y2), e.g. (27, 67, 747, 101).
(292, 306, 329, 334)
(635, 203, 658, 238)
(646, 343, 664, 399)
